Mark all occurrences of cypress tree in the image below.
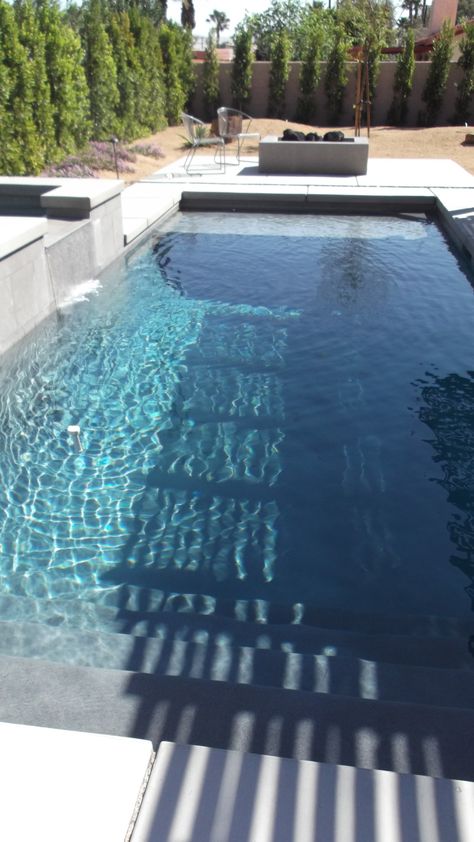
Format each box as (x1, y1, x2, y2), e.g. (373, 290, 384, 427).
(15, 0, 57, 162)
(0, 0, 42, 173)
(0, 54, 21, 173)
(35, 0, 90, 154)
(387, 28, 415, 126)
(129, 9, 166, 132)
(419, 20, 454, 126)
(82, 0, 119, 138)
(174, 24, 196, 110)
(202, 32, 220, 120)
(159, 23, 186, 124)
(454, 21, 474, 123)
(268, 29, 291, 118)
(297, 22, 323, 124)
(231, 25, 253, 111)
(108, 11, 140, 138)
(325, 23, 349, 124)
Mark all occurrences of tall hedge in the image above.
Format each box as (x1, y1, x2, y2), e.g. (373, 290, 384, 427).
(159, 23, 188, 124)
(0, 0, 42, 173)
(108, 11, 142, 139)
(15, 0, 57, 162)
(82, 0, 120, 138)
(129, 9, 167, 133)
(36, 0, 90, 154)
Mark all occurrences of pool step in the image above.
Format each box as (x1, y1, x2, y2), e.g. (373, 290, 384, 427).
(3, 585, 473, 641)
(99, 583, 474, 640)
(1, 591, 473, 673)
(1, 652, 474, 783)
(0, 618, 474, 712)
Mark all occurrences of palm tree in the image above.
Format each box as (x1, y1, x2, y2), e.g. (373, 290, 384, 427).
(206, 9, 230, 46)
(181, 0, 195, 29)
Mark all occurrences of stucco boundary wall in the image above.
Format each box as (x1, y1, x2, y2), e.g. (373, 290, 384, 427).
(0, 179, 123, 356)
(191, 61, 463, 127)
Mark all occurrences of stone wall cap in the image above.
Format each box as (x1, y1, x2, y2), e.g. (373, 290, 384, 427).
(0, 216, 48, 259)
(41, 179, 124, 211)
(0, 177, 124, 209)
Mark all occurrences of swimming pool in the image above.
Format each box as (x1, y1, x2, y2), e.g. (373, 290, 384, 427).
(0, 212, 473, 626)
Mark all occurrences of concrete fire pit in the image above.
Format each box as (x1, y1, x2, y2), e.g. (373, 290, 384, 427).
(259, 135, 369, 176)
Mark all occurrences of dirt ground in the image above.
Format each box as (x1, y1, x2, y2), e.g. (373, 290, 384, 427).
(98, 119, 474, 182)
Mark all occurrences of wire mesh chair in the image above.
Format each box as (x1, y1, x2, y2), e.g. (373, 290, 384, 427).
(180, 113, 225, 174)
(217, 107, 261, 163)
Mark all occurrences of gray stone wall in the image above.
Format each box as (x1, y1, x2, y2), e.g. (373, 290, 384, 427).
(0, 180, 124, 356)
(0, 236, 55, 356)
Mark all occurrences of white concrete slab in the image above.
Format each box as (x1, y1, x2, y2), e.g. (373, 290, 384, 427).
(431, 187, 474, 213)
(0, 721, 153, 842)
(121, 196, 176, 225)
(358, 158, 474, 188)
(132, 742, 474, 842)
(0, 216, 47, 259)
(123, 182, 182, 200)
(123, 216, 148, 244)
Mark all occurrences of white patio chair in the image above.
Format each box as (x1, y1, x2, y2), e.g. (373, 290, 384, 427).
(180, 113, 225, 174)
(217, 107, 261, 163)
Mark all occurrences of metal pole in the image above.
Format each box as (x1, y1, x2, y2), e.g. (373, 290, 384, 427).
(110, 137, 119, 179)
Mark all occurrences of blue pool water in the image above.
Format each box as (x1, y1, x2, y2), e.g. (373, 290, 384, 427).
(0, 212, 473, 622)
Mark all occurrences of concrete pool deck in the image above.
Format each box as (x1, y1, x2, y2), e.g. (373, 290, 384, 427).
(120, 155, 474, 267)
(1, 154, 474, 839)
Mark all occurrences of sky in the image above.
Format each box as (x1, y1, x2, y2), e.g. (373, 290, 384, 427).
(167, 0, 407, 42)
(167, 0, 286, 39)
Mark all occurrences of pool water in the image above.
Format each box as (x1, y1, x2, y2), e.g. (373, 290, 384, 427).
(0, 212, 473, 622)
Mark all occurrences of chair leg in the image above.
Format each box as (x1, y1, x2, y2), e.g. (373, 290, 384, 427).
(213, 142, 226, 173)
(184, 144, 196, 173)
(185, 141, 225, 174)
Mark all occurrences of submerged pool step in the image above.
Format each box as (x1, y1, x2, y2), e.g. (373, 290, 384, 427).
(1, 651, 474, 783)
(99, 583, 474, 641)
(2, 586, 472, 642)
(0, 591, 473, 672)
(0, 616, 474, 713)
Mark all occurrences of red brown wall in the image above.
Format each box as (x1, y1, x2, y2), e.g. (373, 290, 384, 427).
(190, 61, 463, 127)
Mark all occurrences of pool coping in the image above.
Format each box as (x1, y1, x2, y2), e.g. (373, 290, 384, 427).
(119, 155, 474, 266)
